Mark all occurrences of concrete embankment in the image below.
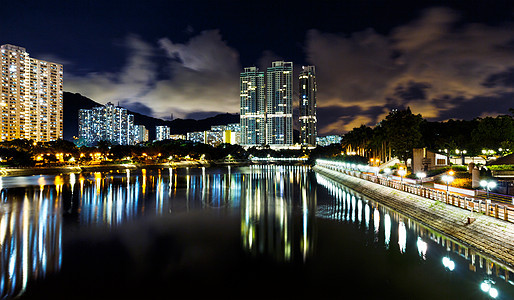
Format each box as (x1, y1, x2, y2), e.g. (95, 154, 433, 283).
(313, 165, 514, 268)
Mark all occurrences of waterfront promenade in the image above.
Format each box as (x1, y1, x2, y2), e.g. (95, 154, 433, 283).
(313, 164, 514, 269)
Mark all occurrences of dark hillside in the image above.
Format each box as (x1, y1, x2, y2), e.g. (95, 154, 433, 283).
(63, 92, 239, 141)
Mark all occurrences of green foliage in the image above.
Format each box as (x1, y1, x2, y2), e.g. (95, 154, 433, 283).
(381, 108, 424, 162)
(341, 108, 514, 161)
(472, 115, 514, 150)
(487, 165, 514, 171)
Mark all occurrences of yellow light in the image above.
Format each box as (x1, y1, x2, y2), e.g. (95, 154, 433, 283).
(448, 170, 455, 176)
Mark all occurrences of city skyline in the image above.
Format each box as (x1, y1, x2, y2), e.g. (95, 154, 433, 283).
(1, 1, 513, 136)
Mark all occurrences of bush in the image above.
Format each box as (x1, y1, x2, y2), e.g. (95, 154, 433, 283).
(451, 178, 472, 189)
(488, 165, 514, 171)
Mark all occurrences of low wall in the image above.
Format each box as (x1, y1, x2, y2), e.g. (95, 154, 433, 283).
(433, 183, 476, 196)
(313, 165, 514, 268)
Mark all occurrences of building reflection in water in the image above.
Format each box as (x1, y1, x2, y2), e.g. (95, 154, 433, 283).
(316, 172, 514, 293)
(0, 178, 62, 299)
(241, 165, 316, 262)
(75, 165, 316, 262)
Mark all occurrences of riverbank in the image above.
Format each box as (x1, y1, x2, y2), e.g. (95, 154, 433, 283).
(0, 160, 251, 177)
(313, 165, 514, 269)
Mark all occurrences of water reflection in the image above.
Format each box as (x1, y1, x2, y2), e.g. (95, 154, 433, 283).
(316, 172, 514, 296)
(1, 166, 514, 299)
(0, 187, 61, 299)
(241, 165, 316, 262)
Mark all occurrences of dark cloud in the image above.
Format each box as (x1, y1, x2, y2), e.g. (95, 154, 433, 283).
(482, 67, 514, 88)
(306, 7, 514, 132)
(66, 31, 241, 120)
(64, 7, 514, 133)
(183, 111, 229, 120)
(394, 81, 431, 101)
(435, 93, 514, 121)
(120, 100, 154, 117)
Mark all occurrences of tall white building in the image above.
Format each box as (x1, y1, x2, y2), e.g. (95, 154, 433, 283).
(133, 125, 149, 144)
(155, 126, 170, 141)
(299, 66, 317, 147)
(0, 44, 63, 142)
(266, 61, 293, 147)
(240, 67, 266, 146)
(78, 102, 134, 146)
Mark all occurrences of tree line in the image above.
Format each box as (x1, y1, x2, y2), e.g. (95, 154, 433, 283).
(341, 108, 514, 164)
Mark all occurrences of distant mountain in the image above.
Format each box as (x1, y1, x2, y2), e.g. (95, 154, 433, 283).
(63, 92, 240, 141)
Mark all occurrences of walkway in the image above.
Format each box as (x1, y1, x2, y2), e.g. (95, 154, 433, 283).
(313, 163, 514, 269)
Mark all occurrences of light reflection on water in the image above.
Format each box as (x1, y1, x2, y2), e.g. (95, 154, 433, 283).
(0, 166, 514, 298)
(316, 172, 514, 298)
(0, 186, 61, 299)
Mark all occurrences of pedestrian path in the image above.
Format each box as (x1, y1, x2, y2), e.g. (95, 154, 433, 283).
(314, 164, 514, 268)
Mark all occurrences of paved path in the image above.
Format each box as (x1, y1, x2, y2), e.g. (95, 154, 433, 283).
(314, 165, 514, 269)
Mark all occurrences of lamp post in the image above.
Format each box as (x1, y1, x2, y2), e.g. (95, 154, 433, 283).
(398, 167, 407, 184)
(416, 172, 426, 187)
(441, 174, 454, 201)
(480, 180, 496, 200)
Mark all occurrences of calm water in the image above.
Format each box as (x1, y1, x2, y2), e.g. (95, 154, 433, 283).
(0, 165, 513, 299)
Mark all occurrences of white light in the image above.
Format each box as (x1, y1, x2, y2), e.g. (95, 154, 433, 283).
(442, 257, 455, 271)
(480, 180, 487, 188)
(489, 287, 498, 298)
(442, 175, 454, 184)
(488, 182, 496, 189)
(416, 172, 426, 179)
(417, 237, 427, 259)
(481, 281, 491, 292)
(384, 168, 391, 174)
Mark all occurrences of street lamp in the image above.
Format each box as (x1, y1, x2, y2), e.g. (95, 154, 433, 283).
(480, 180, 496, 200)
(398, 167, 407, 184)
(416, 172, 426, 187)
(383, 168, 391, 181)
(441, 174, 454, 196)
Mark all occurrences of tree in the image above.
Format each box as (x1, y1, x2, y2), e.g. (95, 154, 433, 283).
(380, 107, 423, 163)
(472, 115, 514, 150)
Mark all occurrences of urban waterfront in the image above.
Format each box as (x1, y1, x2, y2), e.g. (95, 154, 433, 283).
(0, 165, 513, 299)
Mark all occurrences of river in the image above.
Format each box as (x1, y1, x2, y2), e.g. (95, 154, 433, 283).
(0, 165, 512, 299)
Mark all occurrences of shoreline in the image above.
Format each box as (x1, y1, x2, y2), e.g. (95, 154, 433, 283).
(0, 160, 252, 177)
(313, 165, 514, 269)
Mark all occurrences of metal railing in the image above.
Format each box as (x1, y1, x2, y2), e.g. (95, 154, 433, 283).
(316, 160, 514, 224)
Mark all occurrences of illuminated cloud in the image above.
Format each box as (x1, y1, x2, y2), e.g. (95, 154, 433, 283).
(65, 7, 514, 134)
(65, 34, 157, 104)
(66, 30, 240, 120)
(307, 7, 514, 133)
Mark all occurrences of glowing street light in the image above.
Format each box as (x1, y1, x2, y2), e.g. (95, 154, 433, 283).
(416, 172, 426, 187)
(480, 180, 496, 200)
(441, 173, 454, 200)
(398, 167, 407, 184)
(480, 280, 499, 298)
(383, 168, 391, 181)
(441, 175, 454, 192)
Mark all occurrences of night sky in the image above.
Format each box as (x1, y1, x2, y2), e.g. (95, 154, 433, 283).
(1, 0, 513, 135)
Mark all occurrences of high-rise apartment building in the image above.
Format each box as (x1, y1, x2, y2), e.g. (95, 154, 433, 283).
(0, 44, 63, 142)
(155, 126, 170, 141)
(266, 61, 293, 146)
(78, 102, 134, 146)
(240, 67, 266, 146)
(133, 125, 149, 144)
(299, 66, 317, 147)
